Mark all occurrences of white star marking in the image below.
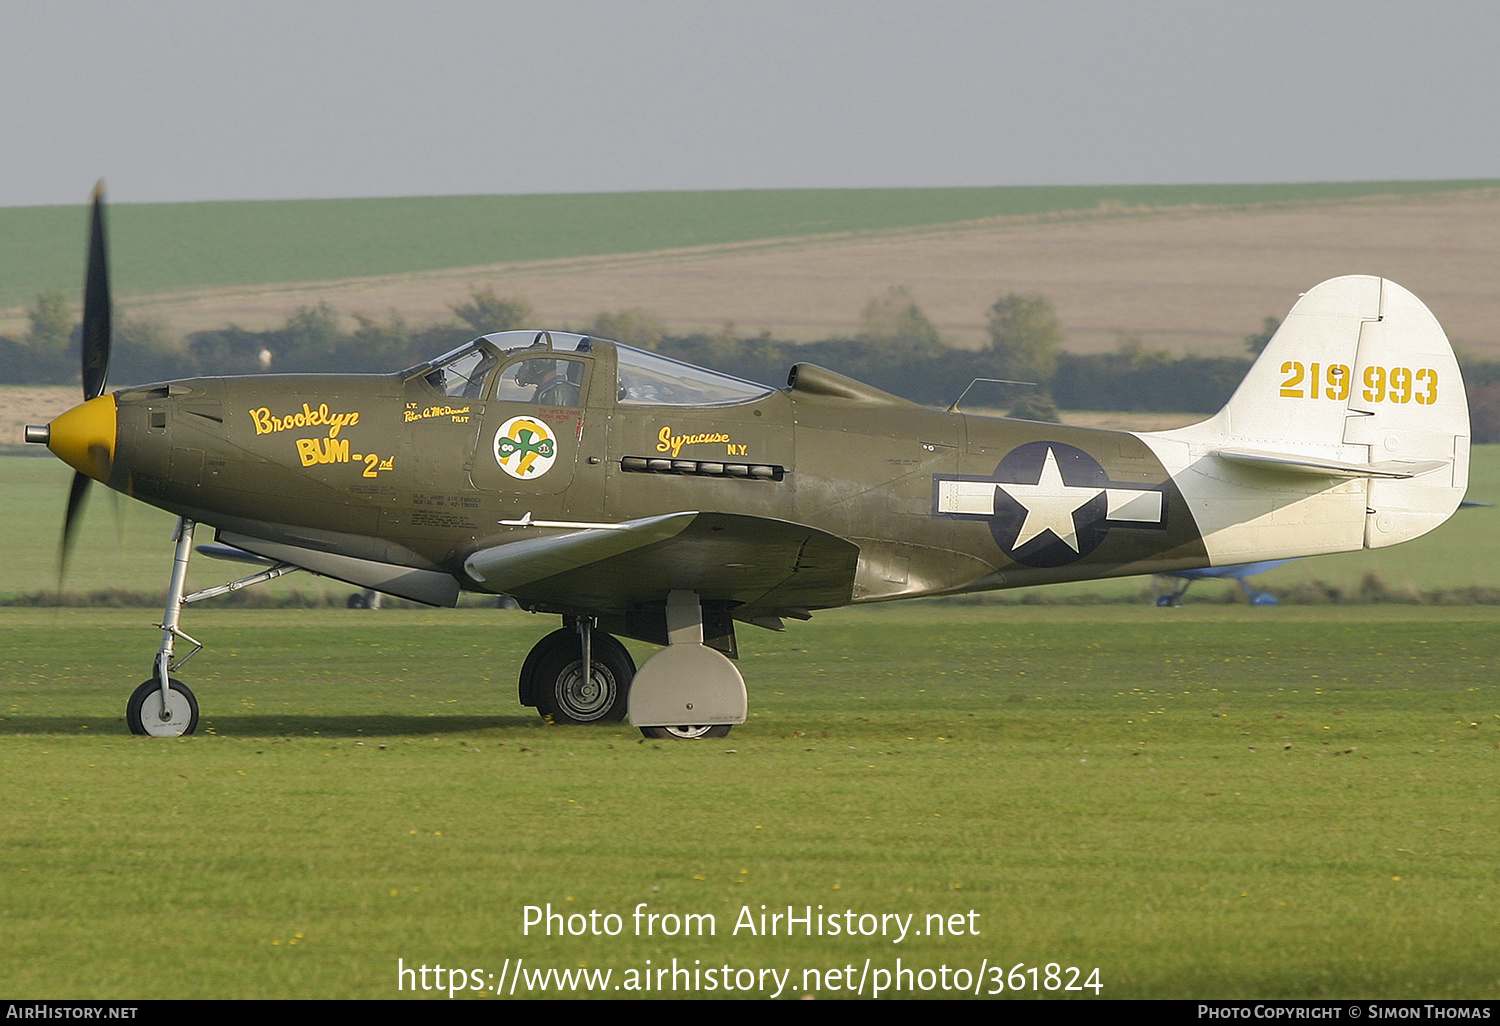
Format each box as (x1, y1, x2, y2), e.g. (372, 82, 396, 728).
(997, 447, 1104, 552)
(933, 452, 1165, 555)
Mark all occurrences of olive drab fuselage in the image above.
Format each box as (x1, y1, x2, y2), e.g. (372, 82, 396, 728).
(104, 332, 1209, 638)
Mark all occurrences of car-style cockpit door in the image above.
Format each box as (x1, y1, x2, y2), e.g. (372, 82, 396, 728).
(467, 350, 591, 496)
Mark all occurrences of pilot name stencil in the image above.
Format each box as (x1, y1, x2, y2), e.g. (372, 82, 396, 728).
(404, 403, 471, 423)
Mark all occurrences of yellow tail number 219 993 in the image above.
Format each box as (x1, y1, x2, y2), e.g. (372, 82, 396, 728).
(1281, 361, 1437, 405)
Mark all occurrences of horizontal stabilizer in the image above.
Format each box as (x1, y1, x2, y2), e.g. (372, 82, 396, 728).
(1211, 447, 1449, 480)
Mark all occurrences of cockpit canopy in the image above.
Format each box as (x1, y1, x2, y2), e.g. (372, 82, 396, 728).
(411, 331, 775, 408)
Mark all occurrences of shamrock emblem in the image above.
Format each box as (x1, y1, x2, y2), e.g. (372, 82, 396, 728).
(493, 416, 558, 479)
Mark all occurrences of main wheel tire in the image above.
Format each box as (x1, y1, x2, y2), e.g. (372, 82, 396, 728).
(126, 677, 199, 737)
(639, 724, 733, 740)
(530, 630, 634, 724)
(518, 628, 585, 708)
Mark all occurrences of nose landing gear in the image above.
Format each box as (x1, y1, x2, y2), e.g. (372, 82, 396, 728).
(125, 518, 298, 737)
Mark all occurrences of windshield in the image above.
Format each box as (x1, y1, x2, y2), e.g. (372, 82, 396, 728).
(420, 343, 498, 399)
(616, 345, 773, 407)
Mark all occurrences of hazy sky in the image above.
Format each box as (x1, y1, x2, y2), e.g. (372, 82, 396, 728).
(3, 0, 1498, 208)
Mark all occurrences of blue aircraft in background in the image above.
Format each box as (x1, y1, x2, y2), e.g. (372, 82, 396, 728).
(1151, 560, 1295, 606)
(1151, 499, 1491, 606)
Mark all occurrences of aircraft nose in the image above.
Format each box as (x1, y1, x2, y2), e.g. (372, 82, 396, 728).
(30, 394, 118, 482)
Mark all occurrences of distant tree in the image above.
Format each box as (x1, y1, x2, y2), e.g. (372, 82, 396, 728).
(186, 325, 271, 376)
(343, 310, 412, 369)
(985, 292, 1062, 383)
(1051, 329, 1249, 413)
(0, 335, 32, 383)
(591, 308, 666, 350)
(405, 322, 477, 365)
(10, 289, 77, 383)
(857, 286, 942, 353)
(284, 303, 341, 350)
(1007, 392, 1061, 423)
(1470, 382, 1500, 444)
(1245, 315, 1281, 355)
(451, 288, 532, 334)
(27, 288, 73, 351)
(657, 329, 792, 390)
(113, 316, 188, 385)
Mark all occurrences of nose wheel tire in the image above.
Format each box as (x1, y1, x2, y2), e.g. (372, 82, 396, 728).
(639, 724, 733, 740)
(126, 678, 199, 737)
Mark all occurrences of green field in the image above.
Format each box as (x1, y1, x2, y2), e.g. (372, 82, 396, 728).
(3, 446, 1495, 607)
(3, 180, 1496, 312)
(1, 604, 1496, 999)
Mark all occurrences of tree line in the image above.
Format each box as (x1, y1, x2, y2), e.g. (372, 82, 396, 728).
(6, 284, 1498, 441)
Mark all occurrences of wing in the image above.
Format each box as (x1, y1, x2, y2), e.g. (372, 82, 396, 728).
(463, 511, 860, 618)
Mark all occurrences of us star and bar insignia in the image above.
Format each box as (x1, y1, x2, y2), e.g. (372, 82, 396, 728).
(933, 441, 1168, 567)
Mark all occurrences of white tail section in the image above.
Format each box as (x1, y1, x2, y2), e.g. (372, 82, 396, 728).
(1138, 277, 1469, 563)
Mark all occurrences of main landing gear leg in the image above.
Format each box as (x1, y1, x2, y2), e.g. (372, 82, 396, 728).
(629, 590, 745, 740)
(126, 517, 300, 737)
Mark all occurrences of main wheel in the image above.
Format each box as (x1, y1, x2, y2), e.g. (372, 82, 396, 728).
(126, 677, 199, 737)
(529, 630, 634, 724)
(517, 628, 575, 709)
(639, 724, 733, 740)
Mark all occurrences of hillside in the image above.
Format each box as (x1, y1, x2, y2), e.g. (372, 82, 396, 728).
(4, 181, 1500, 359)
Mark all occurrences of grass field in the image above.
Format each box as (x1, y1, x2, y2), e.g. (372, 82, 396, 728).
(3, 180, 1494, 313)
(1, 604, 1496, 999)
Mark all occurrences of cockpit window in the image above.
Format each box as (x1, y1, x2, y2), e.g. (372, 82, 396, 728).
(616, 345, 773, 407)
(495, 357, 584, 407)
(478, 330, 592, 354)
(422, 343, 498, 399)
(412, 334, 772, 408)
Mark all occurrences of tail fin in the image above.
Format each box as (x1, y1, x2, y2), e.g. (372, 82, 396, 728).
(1141, 277, 1469, 562)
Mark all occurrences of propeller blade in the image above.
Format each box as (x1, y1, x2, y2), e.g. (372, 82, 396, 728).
(81, 182, 112, 401)
(60, 469, 92, 584)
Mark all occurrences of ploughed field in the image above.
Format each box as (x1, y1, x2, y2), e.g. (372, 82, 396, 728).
(4, 182, 1500, 357)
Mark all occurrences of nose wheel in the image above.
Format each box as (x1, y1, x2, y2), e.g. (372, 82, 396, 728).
(126, 677, 198, 737)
